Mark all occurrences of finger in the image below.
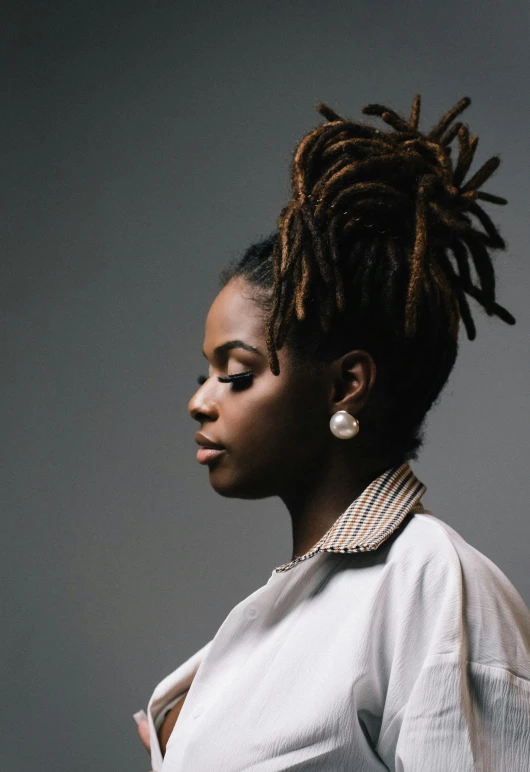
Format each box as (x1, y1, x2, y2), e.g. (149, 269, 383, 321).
(137, 718, 151, 751)
(133, 710, 151, 752)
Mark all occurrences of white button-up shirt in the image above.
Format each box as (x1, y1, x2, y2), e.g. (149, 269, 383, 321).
(145, 463, 530, 771)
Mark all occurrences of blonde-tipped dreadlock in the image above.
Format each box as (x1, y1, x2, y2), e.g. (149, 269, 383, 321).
(264, 95, 515, 376)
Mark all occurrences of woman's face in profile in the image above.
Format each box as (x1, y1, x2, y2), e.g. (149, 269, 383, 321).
(188, 277, 331, 500)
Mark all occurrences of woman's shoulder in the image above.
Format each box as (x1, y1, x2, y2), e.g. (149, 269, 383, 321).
(390, 509, 524, 598)
(395, 510, 519, 583)
(384, 510, 476, 583)
(389, 510, 530, 672)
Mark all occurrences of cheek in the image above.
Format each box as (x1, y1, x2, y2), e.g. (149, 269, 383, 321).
(208, 380, 329, 498)
(229, 379, 326, 457)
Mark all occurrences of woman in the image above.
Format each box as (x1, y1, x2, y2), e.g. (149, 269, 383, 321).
(134, 95, 530, 770)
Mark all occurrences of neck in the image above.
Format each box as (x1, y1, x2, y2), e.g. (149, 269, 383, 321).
(280, 452, 398, 561)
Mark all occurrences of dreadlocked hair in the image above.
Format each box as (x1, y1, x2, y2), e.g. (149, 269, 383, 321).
(220, 95, 516, 462)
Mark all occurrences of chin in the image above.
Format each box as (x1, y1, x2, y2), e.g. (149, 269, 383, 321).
(207, 464, 276, 500)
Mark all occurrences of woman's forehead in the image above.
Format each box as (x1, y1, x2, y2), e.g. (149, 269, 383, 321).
(204, 279, 266, 349)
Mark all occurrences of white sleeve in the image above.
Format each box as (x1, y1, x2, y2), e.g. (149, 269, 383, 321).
(146, 639, 213, 772)
(378, 651, 530, 771)
(373, 520, 530, 771)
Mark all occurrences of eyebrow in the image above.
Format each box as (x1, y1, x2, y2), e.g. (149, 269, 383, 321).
(202, 340, 263, 359)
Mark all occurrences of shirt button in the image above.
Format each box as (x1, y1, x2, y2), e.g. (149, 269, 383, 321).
(192, 704, 204, 718)
(246, 605, 259, 619)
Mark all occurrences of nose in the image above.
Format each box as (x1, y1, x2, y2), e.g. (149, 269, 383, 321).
(188, 381, 219, 423)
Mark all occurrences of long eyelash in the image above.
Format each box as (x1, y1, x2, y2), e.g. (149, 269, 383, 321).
(217, 370, 254, 383)
(196, 371, 254, 388)
(218, 371, 254, 390)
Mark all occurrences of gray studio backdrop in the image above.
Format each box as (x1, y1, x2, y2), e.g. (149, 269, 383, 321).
(2, 1, 529, 770)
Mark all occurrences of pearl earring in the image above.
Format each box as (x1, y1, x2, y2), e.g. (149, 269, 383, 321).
(329, 410, 359, 439)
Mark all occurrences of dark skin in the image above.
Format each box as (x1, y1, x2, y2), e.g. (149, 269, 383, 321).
(138, 276, 393, 756)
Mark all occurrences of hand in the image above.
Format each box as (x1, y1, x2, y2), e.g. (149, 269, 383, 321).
(133, 710, 151, 753)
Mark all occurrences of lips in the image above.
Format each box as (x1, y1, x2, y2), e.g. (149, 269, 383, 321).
(196, 447, 226, 464)
(195, 433, 226, 465)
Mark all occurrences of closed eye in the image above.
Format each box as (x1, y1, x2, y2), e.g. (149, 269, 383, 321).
(218, 371, 254, 390)
(196, 371, 254, 391)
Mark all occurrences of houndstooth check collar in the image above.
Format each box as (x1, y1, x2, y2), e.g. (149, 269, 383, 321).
(275, 462, 427, 573)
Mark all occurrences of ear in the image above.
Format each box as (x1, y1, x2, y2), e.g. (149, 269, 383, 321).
(327, 349, 377, 416)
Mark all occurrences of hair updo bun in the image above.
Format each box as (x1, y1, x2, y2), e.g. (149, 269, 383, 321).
(220, 94, 516, 462)
(266, 94, 515, 376)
